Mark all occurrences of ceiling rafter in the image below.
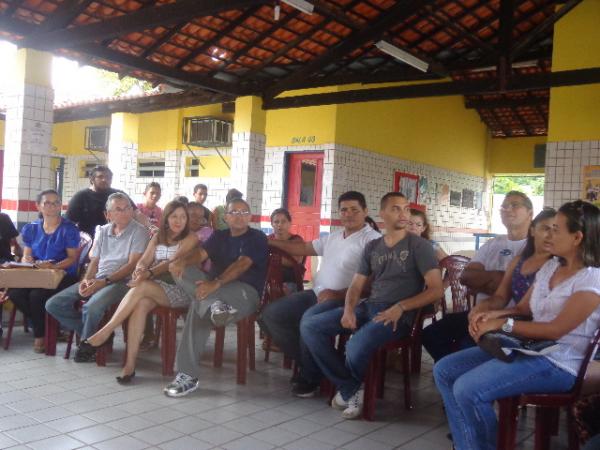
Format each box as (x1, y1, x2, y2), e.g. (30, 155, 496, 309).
(263, 0, 436, 100)
(18, 0, 267, 50)
(2, 0, 21, 18)
(465, 97, 548, 109)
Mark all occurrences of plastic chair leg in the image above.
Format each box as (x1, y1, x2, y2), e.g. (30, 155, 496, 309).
(213, 326, 225, 368)
(3, 307, 17, 350)
(236, 319, 247, 385)
(45, 314, 58, 356)
(496, 397, 520, 450)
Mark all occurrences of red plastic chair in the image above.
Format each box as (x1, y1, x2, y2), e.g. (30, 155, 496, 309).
(362, 308, 425, 421)
(496, 328, 600, 450)
(152, 305, 189, 376)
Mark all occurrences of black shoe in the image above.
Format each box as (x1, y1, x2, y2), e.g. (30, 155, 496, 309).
(292, 380, 319, 398)
(74, 341, 97, 363)
(116, 371, 136, 385)
(290, 372, 303, 386)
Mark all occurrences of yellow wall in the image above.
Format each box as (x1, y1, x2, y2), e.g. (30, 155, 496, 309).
(488, 136, 546, 174)
(548, 1, 600, 141)
(335, 96, 488, 177)
(51, 117, 111, 155)
(234, 96, 266, 134)
(266, 105, 338, 147)
(0, 120, 4, 148)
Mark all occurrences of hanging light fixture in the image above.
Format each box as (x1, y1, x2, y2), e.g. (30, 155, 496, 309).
(281, 0, 314, 15)
(375, 40, 429, 73)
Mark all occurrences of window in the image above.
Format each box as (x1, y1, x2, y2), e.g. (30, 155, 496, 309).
(137, 159, 165, 177)
(299, 160, 317, 206)
(84, 126, 109, 152)
(185, 157, 202, 177)
(79, 161, 101, 178)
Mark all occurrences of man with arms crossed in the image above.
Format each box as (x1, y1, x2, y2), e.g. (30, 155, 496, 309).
(259, 191, 380, 397)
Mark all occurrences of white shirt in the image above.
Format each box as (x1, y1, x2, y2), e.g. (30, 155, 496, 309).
(311, 224, 381, 295)
(530, 258, 600, 376)
(471, 235, 527, 303)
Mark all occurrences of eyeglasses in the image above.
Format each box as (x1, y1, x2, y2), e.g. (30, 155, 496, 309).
(500, 202, 526, 211)
(41, 201, 61, 207)
(110, 206, 132, 213)
(226, 210, 250, 216)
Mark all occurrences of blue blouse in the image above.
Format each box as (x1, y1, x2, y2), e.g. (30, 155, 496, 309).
(22, 218, 80, 276)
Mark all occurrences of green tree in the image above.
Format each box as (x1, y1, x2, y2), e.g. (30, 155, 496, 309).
(493, 176, 545, 196)
(97, 70, 153, 97)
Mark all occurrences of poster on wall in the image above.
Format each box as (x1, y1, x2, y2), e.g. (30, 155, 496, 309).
(475, 191, 483, 210)
(418, 177, 429, 202)
(437, 183, 450, 205)
(394, 172, 419, 204)
(582, 165, 600, 207)
(450, 190, 462, 207)
(462, 189, 474, 208)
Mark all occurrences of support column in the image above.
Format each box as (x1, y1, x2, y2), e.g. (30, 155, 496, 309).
(108, 113, 139, 196)
(545, 2, 600, 209)
(1, 49, 54, 227)
(232, 96, 266, 228)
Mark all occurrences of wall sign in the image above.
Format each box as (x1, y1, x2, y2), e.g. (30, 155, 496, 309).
(582, 165, 600, 207)
(462, 189, 474, 208)
(450, 190, 462, 207)
(394, 171, 419, 204)
(291, 136, 316, 144)
(437, 183, 449, 205)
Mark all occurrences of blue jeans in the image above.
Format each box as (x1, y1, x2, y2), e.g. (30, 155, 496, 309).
(301, 301, 410, 400)
(45, 282, 130, 340)
(433, 346, 576, 450)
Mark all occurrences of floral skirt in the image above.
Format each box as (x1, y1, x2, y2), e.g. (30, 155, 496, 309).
(154, 280, 191, 308)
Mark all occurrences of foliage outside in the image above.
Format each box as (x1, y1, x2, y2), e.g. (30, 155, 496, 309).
(97, 70, 153, 97)
(493, 176, 545, 196)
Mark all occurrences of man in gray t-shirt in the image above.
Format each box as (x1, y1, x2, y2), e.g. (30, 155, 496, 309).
(47, 193, 149, 362)
(301, 192, 443, 419)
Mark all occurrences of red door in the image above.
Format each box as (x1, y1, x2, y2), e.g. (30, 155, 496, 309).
(286, 152, 324, 280)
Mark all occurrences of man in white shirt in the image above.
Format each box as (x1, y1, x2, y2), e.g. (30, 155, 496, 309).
(422, 191, 533, 362)
(258, 191, 380, 397)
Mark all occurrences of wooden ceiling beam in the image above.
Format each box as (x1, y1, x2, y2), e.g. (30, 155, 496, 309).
(263, 0, 435, 100)
(35, 0, 95, 33)
(465, 97, 548, 109)
(18, 0, 267, 50)
(263, 67, 600, 109)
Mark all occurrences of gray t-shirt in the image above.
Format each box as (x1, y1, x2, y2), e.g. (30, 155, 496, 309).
(90, 220, 149, 279)
(358, 233, 439, 308)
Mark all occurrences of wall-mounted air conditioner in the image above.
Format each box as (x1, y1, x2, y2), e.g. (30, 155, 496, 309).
(84, 126, 110, 152)
(182, 117, 232, 148)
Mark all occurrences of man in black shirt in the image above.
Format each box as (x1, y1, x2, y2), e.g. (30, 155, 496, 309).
(66, 165, 143, 237)
(0, 212, 19, 263)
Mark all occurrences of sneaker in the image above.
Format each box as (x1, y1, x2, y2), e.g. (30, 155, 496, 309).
(163, 372, 199, 398)
(210, 300, 238, 327)
(331, 391, 347, 410)
(341, 389, 364, 419)
(291, 380, 319, 398)
(289, 372, 303, 386)
(74, 341, 97, 363)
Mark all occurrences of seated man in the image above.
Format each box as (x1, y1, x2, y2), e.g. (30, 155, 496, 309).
(258, 191, 380, 397)
(46, 192, 149, 362)
(164, 198, 268, 397)
(301, 192, 443, 419)
(421, 190, 533, 362)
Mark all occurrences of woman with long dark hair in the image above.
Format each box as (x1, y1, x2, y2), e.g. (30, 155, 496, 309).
(0, 190, 79, 353)
(408, 208, 447, 261)
(86, 201, 198, 383)
(434, 200, 600, 450)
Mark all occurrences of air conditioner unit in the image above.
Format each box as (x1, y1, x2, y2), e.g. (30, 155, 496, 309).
(182, 117, 232, 147)
(84, 126, 110, 152)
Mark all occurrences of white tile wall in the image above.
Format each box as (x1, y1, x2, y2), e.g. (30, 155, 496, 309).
(544, 140, 600, 209)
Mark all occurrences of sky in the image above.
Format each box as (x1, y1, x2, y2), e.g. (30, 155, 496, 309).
(0, 39, 145, 105)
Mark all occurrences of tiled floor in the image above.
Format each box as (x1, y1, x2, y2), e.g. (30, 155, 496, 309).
(0, 321, 568, 450)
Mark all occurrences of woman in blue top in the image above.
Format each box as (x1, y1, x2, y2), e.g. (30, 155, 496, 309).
(0, 189, 80, 353)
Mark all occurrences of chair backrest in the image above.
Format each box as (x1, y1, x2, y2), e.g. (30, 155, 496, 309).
(260, 247, 305, 310)
(439, 255, 472, 314)
(571, 328, 600, 398)
(76, 232, 93, 278)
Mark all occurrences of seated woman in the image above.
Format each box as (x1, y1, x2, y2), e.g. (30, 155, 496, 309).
(467, 208, 556, 330)
(408, 208, 447, 261)
(0, 189, 79, 353)
(137, 182, 162, 228)
(268, 208, 305, 294)
(86, 201, 198, 383)
(434, 200, 600, 450)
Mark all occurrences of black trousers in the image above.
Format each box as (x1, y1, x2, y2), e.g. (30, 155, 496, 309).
(8, 274, 78, 338)
(421, 311, 476, 362)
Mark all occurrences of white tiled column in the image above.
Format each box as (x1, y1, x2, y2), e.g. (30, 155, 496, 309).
(108, 113, 138, 196)
(1, 49, 54, 226)
(231, 132, 265, 227)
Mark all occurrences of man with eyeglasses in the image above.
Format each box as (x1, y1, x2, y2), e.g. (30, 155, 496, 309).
(422, 190, 533, 362)
(163, 198, 268, 397)
(66, 165, 146, 238)
(46, 193, 149, 362)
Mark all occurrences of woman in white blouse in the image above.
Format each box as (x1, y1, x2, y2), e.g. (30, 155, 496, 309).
(434, 200, 600, 450)
(85, 201, 198, 383)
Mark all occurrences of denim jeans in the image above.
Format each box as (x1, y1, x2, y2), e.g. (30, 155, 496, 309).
(45, 282, 130, 339)
(301, 301, 410, 400)
(433, 346, 576, 450)
(421, 311, 475, 362)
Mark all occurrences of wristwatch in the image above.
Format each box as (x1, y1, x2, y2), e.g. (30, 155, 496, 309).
(501, 317, 514, 333)
(104, 277, 112, 286)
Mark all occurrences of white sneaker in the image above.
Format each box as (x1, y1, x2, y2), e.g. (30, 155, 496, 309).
(331, 391, 347, 410)
(210, 300, 238, 327)
(341, 389, 364, 420)
(163, 372, 199, 398)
